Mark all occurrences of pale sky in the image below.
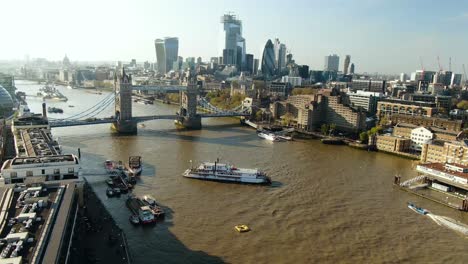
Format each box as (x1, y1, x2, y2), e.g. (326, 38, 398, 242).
(1, 0, 468, 74)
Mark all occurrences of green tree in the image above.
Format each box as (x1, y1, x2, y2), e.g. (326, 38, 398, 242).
(281, 112, 294, 126)
(457, 100, 468, 110)
(321, 124, 329, 135)
(329, 123, 336, 136)
(379, 116, 389, 126)
(359, 132, 369, 143)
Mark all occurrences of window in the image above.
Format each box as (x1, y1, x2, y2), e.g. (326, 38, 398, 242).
(10, 172, 17, 178)
(26, 171, 33, 177)
(54, 169, 60, 175)
(68, 168, 74, 174)
(42, 169, 45, 175)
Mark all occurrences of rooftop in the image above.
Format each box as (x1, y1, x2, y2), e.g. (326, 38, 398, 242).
(14, 127, 60, 158)
(0, 183, 77, 263)
(418, 163, 468, 180)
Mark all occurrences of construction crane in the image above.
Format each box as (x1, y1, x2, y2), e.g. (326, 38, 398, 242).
(437, 56, 443, 72)
(419, 56, 425, 81)
(463, 64, 467, 87)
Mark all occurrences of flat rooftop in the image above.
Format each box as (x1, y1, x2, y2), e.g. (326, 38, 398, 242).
(0, 183, 77, 263)
(419, 163, 468, 180)
(14, 127, 61, 158)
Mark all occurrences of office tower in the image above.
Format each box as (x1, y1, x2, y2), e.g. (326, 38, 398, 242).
(253, 59, 259, 75)
(245, 54, 254, 74)
(286, 53, 293, 65)
(278, 44, 287, 71)
(324, 54, 339, 72)
(261, 39, 276, 79)
(400, 73, 408, 82)
(197, 57, 202, 64)
(220, 13, 245, 70)
(210, 57, 219, 64)
(343, 55, 351, 74)
(130, 59, 136, 67)
(349, 63, 355, 74)
(274, 38, 281, 69)
(154, 37, 179, 74)
(451, 73, 462, 86)
(298, 65, 309, 79)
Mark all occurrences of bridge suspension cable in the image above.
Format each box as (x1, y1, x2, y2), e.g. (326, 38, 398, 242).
(53, 92, 115, 121)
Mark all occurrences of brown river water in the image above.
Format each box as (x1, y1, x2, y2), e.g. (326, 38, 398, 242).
(17, 81, 468, 263)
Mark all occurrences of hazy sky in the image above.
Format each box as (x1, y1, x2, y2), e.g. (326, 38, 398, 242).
(1, 0, 468, 74)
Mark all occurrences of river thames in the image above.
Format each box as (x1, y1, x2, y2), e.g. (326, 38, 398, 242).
(16, 81, 468, 264)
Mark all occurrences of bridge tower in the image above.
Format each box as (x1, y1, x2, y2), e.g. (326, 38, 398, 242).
(112, 68, 137, 134)
(175, 81, 201, 129)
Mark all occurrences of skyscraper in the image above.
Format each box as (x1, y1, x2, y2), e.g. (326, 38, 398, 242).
(253, 59, 259, 75)
(343, 55, 351, 74)
(220, 13, 245, 70)
(273, 38, 287, 73)
(349, 63, 355, 74)
(324, 54, 339, 72)
(274, 38, 281, 69)
(261, 39, 276, 79)
(154, 37, 179, 74)
(245, 54, 254, 74)
(278, 44, 287, 72)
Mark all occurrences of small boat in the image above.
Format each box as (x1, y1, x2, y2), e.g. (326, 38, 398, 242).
(104, 160, 124, 173)
(113, 187, 122, 194)
(142, 195, 165, 218)
(234, 225, 250, 233)
(408, 202, 429, 215)
(47, 107, 64, 114)
(126, 156, 142, 176)
(106, 188, 115, 197)
(68, 105, 75, 107)
(106, 178, 114, 186)
(278, 135, 293, 141)
(257, 132, 279, 142)
(129, 215, 140, 225)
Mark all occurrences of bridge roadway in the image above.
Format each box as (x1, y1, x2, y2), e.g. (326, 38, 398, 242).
(49, 113, 250, 128)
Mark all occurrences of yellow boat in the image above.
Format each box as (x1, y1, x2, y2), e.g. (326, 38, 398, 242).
(234, 225, 250, 233)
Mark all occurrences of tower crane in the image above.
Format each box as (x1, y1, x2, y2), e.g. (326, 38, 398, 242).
(463, 64, 467, 87)
(437, 56, 443, 72)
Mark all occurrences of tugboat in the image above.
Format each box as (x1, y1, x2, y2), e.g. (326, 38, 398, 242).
(183, 159, 271, 184)
(126, 156, 142, 176)
(47, 107, 64, 113)
(126, 195, 155, 224)
(142, 195, 165, 218)
(407, 202, 429, 215)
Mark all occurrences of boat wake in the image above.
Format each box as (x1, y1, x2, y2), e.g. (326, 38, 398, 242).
(426, 214, 468, 236)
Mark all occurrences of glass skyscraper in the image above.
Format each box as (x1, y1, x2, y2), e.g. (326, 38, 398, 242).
(220, 13, 245, 70)
(324, 54, 340, 72)
(261, 39, 276, 79)
(154, 37, 179, 74)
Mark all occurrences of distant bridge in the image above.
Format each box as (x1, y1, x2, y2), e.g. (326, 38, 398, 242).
(48, 72, 251, 132)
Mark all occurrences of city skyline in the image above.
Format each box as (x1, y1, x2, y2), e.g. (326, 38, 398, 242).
(1, 0, 468, 74)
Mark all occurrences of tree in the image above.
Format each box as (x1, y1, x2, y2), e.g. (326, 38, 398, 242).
(255, 110, 263, 121)
(281, 112, 294, 126)
(379, 116, 389, 126)
(359, 132, 369, 143)
(368, 125, 383, 136)
(456, 100, 468, 110)
(321, 124, 329, 135)
(329, 123, 336, 136)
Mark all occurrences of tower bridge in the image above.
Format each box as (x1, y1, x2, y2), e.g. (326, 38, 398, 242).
(48, 69, 251, 133)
